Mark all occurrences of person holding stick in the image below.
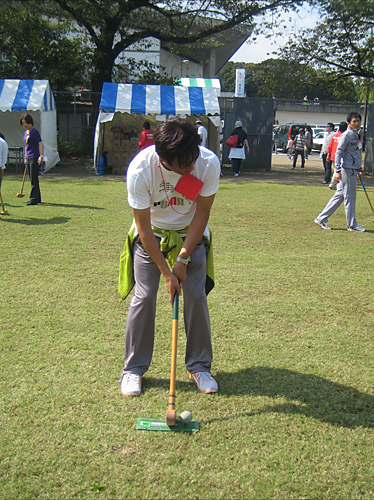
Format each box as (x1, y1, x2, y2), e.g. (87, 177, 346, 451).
(314, 112, 365, 232)
(20, 113, 44, 205)
(118, 118, 220, 396)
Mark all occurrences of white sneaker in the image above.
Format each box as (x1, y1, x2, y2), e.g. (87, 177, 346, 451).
(314, 218, 332, 230)
(189, 372, 218, 393)
(348, 224, 366, 232)
(120, 372, 142, 396)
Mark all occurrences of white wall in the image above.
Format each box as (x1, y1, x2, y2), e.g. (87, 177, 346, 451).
(276, 110, 352, 126)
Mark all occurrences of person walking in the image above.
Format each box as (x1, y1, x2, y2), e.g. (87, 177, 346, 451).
(0, 133, 8, 191)
(314, 112, 365, 232)
(304, 126, 312, 160)
(195, 120, 208, 148)
(20, 113, 44, 205)
(119, 118, 220, 396)
(292, 128, 307, 169)
(327, 121, 347, 190)
(321, 123, 335, 184)
(139, 121, 154, 151)
(228, 120, 249, 176)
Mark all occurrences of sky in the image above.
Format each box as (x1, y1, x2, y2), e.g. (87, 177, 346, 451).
(230, 4, 319, 64)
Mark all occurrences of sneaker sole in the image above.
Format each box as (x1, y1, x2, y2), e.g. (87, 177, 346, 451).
(188, 373, 218, 394)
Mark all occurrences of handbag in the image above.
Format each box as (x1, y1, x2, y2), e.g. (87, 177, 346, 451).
(225, 134, 238, 148)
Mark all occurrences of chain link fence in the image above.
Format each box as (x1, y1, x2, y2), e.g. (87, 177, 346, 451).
(53, 90, 101, 157)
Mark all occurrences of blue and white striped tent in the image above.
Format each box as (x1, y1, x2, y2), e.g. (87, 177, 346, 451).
(99, 82, 220, 116)
(0, 80, 60, 171)
(94, 82, 220, 172)
(0, 79, 56, 112)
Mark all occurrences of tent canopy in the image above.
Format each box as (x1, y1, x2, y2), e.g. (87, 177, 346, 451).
(180, 78, 221, 91)
(0, 79, 55, 112)
(0, 79, 59, 172)
(99, 82, 220, 116)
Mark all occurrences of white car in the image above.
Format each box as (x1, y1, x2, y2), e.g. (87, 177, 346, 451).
(312, 127, 325, 137)
(312, 131, 328, 152)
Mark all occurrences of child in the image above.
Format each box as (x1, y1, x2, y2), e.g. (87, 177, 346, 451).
(287, 137, 294, 160)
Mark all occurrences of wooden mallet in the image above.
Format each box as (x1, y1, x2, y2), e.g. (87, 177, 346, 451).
(17, 164, 27, 198)
(360, 178, 374, 222)
(166, 293, 179, 426)
(0, 190, 8, 215)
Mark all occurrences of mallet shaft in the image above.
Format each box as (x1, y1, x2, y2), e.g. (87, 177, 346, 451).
(166, 293, 179, 426)
(360, 178, 374, 217)
(17, 165, 27, 197)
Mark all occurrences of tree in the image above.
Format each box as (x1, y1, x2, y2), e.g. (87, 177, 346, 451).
(5, 0, 320, 126)
(279, 0, 374, 81)
(0, 6, 89, 90)
(217, 59, 359, 101)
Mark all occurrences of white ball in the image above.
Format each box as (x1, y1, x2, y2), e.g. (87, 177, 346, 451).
(179, 411, 192, 424)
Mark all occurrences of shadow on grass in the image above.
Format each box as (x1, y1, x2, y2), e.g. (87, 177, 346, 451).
(0, 216, 70, 225)
(42, 202, 104, 210)
(212, 367, 374, 429)
(141, 367, 374, 429)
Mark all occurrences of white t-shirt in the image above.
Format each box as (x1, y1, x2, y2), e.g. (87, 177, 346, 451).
(127, 145, 220, 230)
(197, 126, 208, 148)
(0, 137, 8, 170)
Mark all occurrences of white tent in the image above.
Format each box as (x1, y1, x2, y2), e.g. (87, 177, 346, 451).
(0, 79, 60, 172)
(93, 82, 221, 172)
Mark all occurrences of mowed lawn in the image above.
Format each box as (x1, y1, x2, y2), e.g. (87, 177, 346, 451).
(1, 169, 374, 499)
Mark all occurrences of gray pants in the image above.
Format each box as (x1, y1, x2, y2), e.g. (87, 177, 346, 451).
(317, 168, 358, 227)
(123, 237, 213, 376)
(329, 162, 337, 189)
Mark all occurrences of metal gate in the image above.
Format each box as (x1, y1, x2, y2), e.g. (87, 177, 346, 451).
(220, 96, 274, 171)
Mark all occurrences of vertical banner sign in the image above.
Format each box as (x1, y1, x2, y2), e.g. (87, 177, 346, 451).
(235, 68, 245, 97)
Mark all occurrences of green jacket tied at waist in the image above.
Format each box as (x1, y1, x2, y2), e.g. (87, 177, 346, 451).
(118, 221, 215, 300)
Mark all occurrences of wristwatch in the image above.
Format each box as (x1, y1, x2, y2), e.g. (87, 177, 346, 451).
(176, 256, 189, 265)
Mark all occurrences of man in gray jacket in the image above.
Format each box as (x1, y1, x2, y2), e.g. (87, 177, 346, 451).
(314, 112, 365, 232)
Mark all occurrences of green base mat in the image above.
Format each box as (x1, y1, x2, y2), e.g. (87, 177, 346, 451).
(136, 418, 200, 432)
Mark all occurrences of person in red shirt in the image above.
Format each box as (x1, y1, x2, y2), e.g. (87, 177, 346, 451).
(327, 121, 347, 190)
(139, 121, 154, 151)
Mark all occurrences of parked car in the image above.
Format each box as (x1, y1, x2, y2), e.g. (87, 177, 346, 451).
(286, 124, 312, 145)
(312, 127, 325, 137)
(312, 131, 327, 152)
(273, 123, 311, 152)
(273, 124, 290, 152)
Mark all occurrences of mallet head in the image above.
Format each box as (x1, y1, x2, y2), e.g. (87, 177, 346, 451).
(17, 193, 25, 198)
(0, 210, 8, 215)
(166, 409, 176, 426)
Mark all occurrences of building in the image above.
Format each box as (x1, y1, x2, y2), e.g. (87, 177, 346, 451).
(115, 26, 251, 81)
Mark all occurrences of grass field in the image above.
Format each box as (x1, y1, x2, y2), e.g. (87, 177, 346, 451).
(1, 170, 374, 499)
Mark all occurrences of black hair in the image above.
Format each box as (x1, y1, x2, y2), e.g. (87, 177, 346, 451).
(327, 122, 334, 129)
(154, 118, 200, 169)
(339, 121, 348, 133)
(143, 121, 151, 130)
(347, 112, 361, 123)
(0, 133, 4, 140)
(20, 113, 34, 126)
